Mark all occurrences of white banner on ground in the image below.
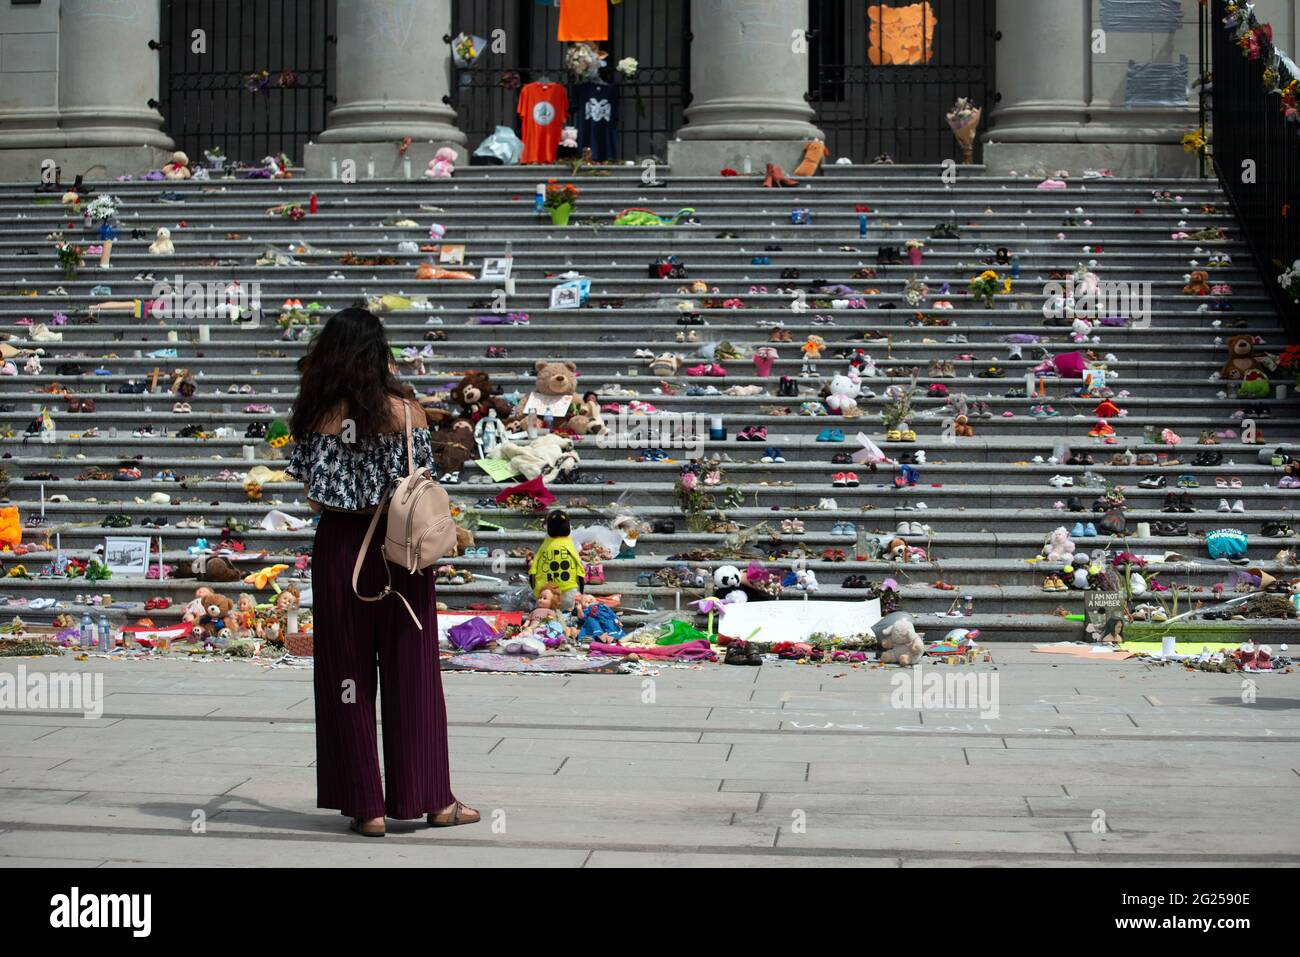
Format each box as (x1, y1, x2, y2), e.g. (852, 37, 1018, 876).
(718, 599, 881, 642)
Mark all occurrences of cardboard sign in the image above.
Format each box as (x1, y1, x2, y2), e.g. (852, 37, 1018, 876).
(718, 599, 882, 642)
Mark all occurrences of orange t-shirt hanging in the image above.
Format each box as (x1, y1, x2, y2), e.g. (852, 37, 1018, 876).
(517, 82, 569, 164)
(558, 0, 609, 42)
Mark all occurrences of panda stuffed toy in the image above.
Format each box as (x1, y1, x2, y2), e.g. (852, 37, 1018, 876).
(713, 565, 748, 604)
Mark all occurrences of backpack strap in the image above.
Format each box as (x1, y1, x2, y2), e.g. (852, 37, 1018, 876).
(403, 400, 415, 476)
(350, 485, 422, 630)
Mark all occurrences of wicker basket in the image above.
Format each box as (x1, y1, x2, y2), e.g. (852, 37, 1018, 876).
(284, 632, 313, 657)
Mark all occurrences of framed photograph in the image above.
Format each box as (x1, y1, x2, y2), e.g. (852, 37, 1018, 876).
(438, 244, 466, 265)
(480, 257, 513, 282)
(550, 283, 582, 310)
(104, 536, 151, 577)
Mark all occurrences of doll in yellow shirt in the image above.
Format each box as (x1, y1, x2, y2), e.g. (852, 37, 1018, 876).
(529, 509, 585, 611)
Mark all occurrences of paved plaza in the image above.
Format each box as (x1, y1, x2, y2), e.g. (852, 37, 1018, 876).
(1, 647, 1297, 867)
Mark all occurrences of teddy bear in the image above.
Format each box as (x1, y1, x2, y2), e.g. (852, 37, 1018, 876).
(823, 372, 862, 415)
(424, 146, 458, 179)
(191, 588, 236, 642)
(426, 370, 512, 427)
(953, 413, 974, 437)
(161, 151, 191, 179)
(792, 138, 829, 177)
(512, 360, 602, 435)
(878, 617, 925, 666)
(428, 418, 478, 478)
(1043, 526, 1076, 562)
(1221, 335, 1263, 380)
(1183, 270, 1211, 296)
(149, 227, 174, 255)
(499, 433, 577, 482)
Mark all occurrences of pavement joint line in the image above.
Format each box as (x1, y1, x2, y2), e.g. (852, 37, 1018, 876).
(1, 820, 1298, 864)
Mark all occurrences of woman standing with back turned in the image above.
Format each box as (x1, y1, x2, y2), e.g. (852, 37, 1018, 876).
(288, 307, 478, 837)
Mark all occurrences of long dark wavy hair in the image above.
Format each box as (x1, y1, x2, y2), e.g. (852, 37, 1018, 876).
(290, 307, 410, 441)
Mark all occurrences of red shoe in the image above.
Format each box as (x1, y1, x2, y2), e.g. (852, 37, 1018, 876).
(832, 472, 847, 487)
(1089, 420, 1115, 437)
(844, 472, 860, 486)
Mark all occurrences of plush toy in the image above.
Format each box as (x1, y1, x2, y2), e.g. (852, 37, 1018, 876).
(512, 360, 602, 434)
(878, 617, 925, 666)
(1043, 526, 1076, 562)
(149, 227, 174, 255)
(1221, 335, 1263, 380)
(264, 585, 301, 641)
(191, 589, 236, 642)
(434, 370, 512, 425)
(792, 138, 830, 177)
(1237, 368, 1271, 398)
(424, 146, 458, 179)
(499, 433, 577, 482)
(428, 418, 478, 479)
(953, 413, 974, 437)
(1183, 270, 1211, 296)
(823, 372, 862, 415)
(161, 151, 192, 180)
(713, 565, 748, 604)
(235, 593, 260, 640)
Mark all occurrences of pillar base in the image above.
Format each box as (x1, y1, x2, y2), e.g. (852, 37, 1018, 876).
(666, 139, 813, 177)
(304, 139, 467, 180)
(0, 145, 174, 183)
(982, 140, 1198, 178)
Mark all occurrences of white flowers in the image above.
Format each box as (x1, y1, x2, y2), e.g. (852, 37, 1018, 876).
(1280, 260, 1300, 301)
(616, 57, 639, 79)
(85, 194, 120, 223)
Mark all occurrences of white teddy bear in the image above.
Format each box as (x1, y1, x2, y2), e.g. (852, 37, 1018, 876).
(824, 372, 862, 414)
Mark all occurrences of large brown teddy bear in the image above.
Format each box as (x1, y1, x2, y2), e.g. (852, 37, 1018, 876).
(191, 589, 237, 642)
(878, 618, 925, 666)
(1221, 335, 1263, 380)
(792, 139, 829, 178)
(428, 418, 478, 477)
(449, 370, 512, 423)
(512, 360, 602, 435)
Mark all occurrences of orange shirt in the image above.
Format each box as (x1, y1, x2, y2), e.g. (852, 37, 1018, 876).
(518, 82, 569, 164)
(558, 0, 608, 41)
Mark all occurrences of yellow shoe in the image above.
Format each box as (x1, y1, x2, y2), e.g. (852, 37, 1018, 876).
(886, 429, 903, 442)
(902, 429, 917, 442)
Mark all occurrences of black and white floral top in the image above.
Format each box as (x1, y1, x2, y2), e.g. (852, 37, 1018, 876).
(287, 429, 435, 510)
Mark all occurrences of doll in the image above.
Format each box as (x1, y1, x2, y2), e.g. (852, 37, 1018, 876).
(528, 509, 585, 610)
(800, 334, 826, 376)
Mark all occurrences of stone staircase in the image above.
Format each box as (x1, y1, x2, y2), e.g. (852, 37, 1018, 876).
(1, 164, 1296, 642)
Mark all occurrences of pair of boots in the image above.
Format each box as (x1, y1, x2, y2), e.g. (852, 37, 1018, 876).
(760, 163, 798, 188)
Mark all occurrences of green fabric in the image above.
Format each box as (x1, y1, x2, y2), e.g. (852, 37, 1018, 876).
(656, 619, 711, 646)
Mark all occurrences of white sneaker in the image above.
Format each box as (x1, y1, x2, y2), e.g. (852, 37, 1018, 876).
(817, 498, 837, 510)
(1217, 498, 1231, 512)
(1049, 475, 1073, 488)
(1232, 499, 1245, 513)
(28, 324, 62, 342)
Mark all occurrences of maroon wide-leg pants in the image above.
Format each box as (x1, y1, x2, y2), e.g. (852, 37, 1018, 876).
(312, 509, 456, 820)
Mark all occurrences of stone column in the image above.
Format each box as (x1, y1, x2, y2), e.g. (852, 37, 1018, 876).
(305, 0, 464, 178)
(985, 0, 1090, 150)
(0, 0, 172, 182)
(668, 0, 822, 175)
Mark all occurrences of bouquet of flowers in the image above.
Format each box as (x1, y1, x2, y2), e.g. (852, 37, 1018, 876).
(968, 269, 1009, 307)
(945, 97, 982, 164)
(1280, 260, 1300, 302)
(565, 41, 605, 80)
(244, 70, 271, 94)
(616, 57, 639, 79)
(1181, 127, 1208, 154)
(84, 194, 120, 224)
(452, 32, 485, 68)
(55, 241, 84, 280)
(544, 180, 580, 210)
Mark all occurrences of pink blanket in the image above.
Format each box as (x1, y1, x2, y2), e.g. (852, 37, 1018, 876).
(588, 639, 718, 661)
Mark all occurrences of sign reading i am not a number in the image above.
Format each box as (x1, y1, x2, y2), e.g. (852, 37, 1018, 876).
(1086, 590, 1125, 624)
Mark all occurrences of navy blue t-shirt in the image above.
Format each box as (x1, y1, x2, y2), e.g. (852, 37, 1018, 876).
(574, 80, 619, 161)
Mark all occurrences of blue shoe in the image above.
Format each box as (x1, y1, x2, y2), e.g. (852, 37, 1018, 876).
(1070, 522, 1085, 537)
(817, 428, 834, 442)
(1084, 523, 1098, 537)
(824, 427, 845, 442)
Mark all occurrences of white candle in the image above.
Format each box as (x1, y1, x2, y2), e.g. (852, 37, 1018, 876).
(287, 610, 299, 634)
(198, 325, 210, 343)
(40, 483, 45, 516)
(330, 158, 338, 180)
(403, 158, 412, 179)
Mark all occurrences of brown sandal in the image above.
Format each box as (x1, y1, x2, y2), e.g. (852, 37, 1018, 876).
(427, 801, 481, 828)
(349, 817, 386, 838)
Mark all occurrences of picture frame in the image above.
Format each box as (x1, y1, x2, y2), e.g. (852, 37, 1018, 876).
(438, 244, 466, 265)
(104, 536, 151, 577)
(550, 283, 582, 310)
(480, 257, 513, 282)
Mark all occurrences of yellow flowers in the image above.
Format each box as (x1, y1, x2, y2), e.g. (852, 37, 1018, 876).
(1181, 128, 1208, 153)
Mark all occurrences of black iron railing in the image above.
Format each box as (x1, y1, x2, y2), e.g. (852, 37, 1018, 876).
(807, 0, 996, 163)
(1209, 0, 1300, 336)
(158, 0, 336, 166)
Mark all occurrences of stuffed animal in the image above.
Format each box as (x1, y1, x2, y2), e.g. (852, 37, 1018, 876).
(161, 151, 192, 180)
(428, 418, 478, 479)
(1183, 270, 1211, 295)
(953, 413, 974, 437)
(499, 433, 577, 482)
(823, 372, 862, 414)
(434, 370, 512, 425)
(1221, 335, 1263, 380)
(424, 146, 458, 179)
(149, 227, 174, 255)
(878, 617, 925, 666)
(792, 139, 830, 177)
(191, 589, 236, 642)
(512, 360, 602, 434)
(713, 565, 748, 604)
(1043, 526, 1076, 562)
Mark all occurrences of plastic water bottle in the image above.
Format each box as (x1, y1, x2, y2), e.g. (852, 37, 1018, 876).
(859, 214, 868, 238)
(98, 613, 110, 652)
(534, 183, 546, 214)
(1011, 255, 1021, 279)
(80, 612, 93, 649)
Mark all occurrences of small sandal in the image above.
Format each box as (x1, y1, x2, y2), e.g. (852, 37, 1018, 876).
(427, 801, 481, 828)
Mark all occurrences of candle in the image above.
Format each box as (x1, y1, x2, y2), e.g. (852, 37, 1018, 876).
(329, 158, 338, 180)
(403, 158, 412, 180)
(198, 325, 210, 343)
(40, 483, 45, 517)
(287, 610, 299, 634)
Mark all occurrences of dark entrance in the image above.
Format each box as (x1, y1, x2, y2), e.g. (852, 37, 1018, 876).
(808, 0, 997, 163)
(157, 0, 337, 165)
(449, 0, 690, 161)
